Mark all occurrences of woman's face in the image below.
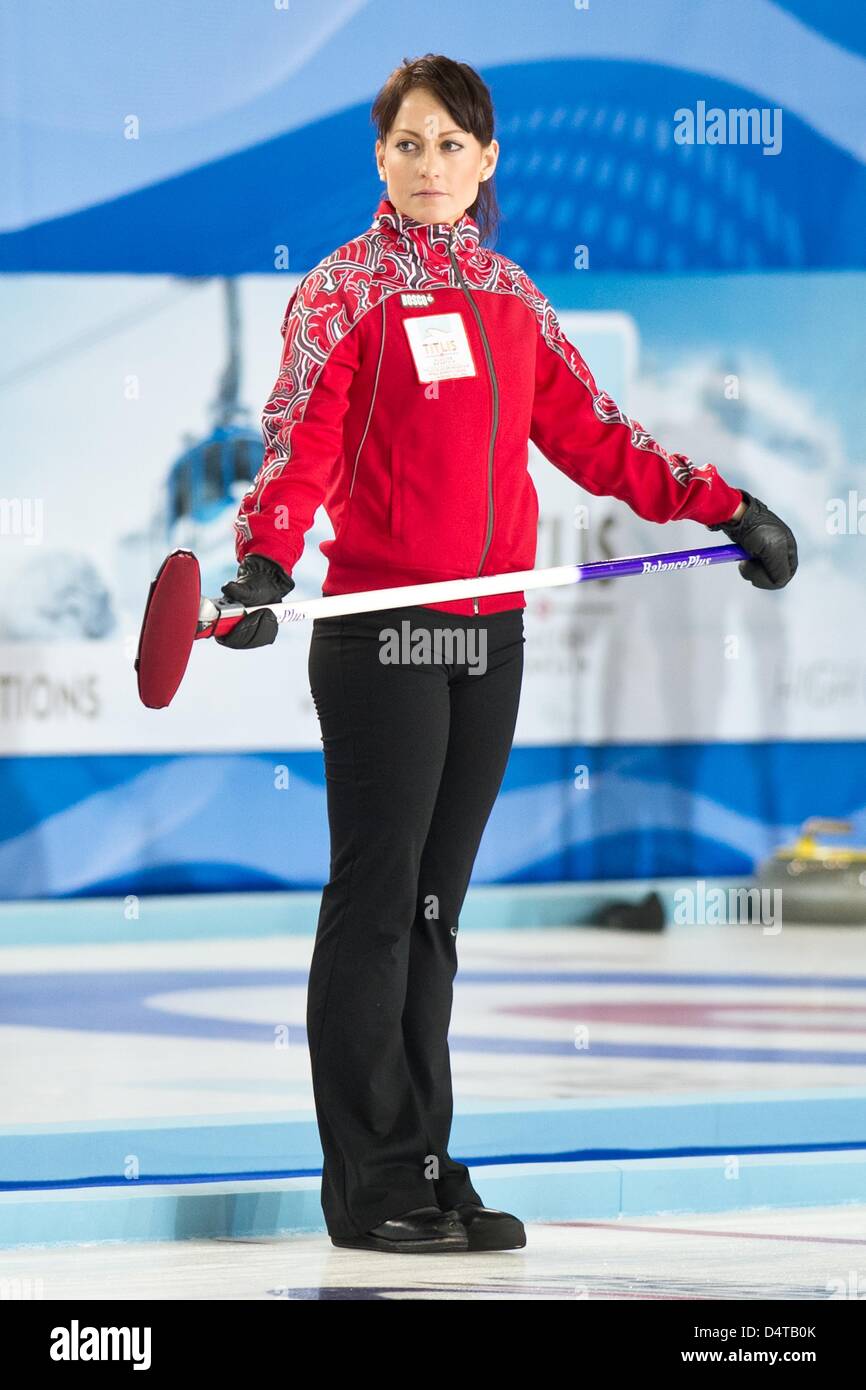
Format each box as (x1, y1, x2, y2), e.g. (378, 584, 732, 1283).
(376, 88, 498, 226)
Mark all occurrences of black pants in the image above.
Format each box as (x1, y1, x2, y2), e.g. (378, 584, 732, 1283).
(306, 603, 525, 1238)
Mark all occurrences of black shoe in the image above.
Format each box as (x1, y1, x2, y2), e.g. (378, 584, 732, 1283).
(330, 1206, 469, 1254)
(454, 1202, 527, 1251)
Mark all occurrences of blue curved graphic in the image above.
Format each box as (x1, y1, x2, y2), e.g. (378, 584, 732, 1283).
(3, 52, 865, 273)
(3, 742, 866, 898)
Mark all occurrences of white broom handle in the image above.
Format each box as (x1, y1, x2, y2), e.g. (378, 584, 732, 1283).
(200, 544, 748, 627)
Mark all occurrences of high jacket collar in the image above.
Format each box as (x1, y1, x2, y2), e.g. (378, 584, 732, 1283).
(372, 195, 482, 265)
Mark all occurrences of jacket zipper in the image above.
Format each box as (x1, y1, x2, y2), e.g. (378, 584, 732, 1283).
(448, 225, 498, 615)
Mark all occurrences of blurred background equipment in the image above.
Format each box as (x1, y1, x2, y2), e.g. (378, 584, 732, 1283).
(588, 890, 666, 932)
(756, 818, 866, 925)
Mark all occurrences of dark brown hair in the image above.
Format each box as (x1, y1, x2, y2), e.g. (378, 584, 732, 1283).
(371, 54, 500, 245)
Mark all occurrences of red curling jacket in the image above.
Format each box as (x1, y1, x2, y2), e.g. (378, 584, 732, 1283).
(234, 196, 743, 616)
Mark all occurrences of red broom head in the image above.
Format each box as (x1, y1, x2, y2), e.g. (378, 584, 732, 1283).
(134, 550, 201, 709)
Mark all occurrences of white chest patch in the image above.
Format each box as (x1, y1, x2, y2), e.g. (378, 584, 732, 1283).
(402, 312, 477, 383)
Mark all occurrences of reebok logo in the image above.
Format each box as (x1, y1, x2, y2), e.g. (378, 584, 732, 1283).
(401, 293, 435, 307)
(50, 1320, 152, 1371)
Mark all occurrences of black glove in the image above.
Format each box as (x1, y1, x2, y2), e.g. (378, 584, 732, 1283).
(707, 490, 798, 590)
(215, 553, 295, 649)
